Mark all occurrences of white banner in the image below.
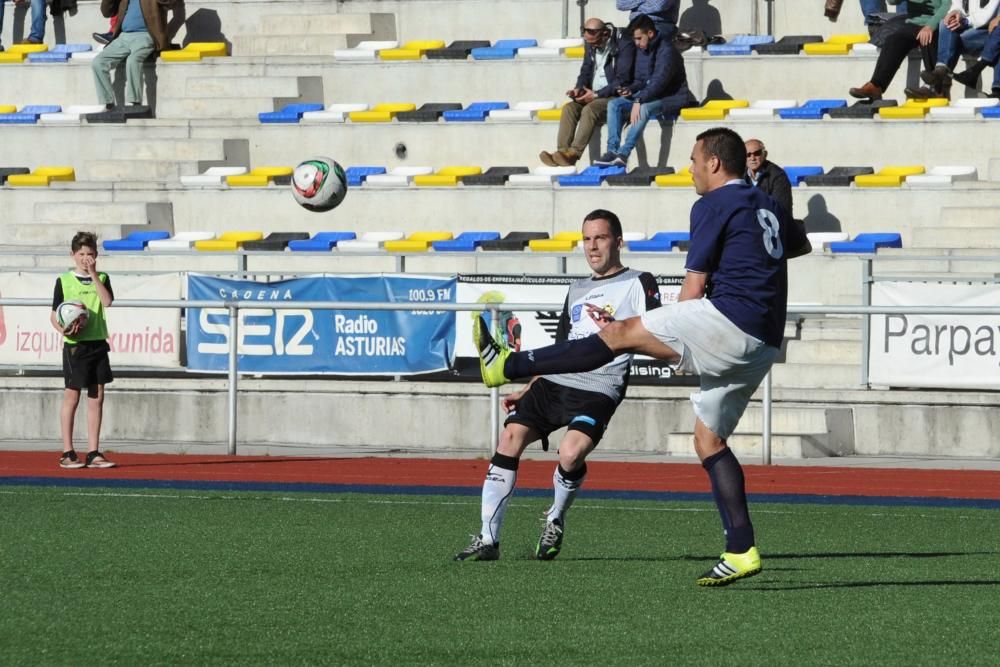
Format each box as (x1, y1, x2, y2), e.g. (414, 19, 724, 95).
(0, 272, 182, 368)
(870, 281, 1000, 389)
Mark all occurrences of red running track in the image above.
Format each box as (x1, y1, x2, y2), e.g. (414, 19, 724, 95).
(1, 451, 999, 500)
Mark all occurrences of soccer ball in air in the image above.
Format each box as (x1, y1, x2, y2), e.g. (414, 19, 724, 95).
(56, 301, 89, 331)
(291, 157, 348, 212)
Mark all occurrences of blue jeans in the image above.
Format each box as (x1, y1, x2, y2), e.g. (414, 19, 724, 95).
(0, 0, 47, 43)
(606, 96, 665, 158)
(976, 24, 1000, 89)
(936, 19, 990, 69)
(860, 0, 908, 25)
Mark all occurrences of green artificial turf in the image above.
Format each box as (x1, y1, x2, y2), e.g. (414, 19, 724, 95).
(1, 485, 997, 665)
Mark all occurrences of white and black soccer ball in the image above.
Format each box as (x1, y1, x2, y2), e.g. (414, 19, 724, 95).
(56, 300, 89, 330)
(291, 157, 348, 212)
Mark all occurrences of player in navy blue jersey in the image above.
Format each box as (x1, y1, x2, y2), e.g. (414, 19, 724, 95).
(476, 127, 811, 585)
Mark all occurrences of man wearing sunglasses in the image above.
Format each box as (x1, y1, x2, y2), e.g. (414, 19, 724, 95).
(743, 139, 793, 220)
(539, 18, 636, 168)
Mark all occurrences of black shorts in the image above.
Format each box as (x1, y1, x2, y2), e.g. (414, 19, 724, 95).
(63, 340, 114, 390)
(504, 377, 618, 446)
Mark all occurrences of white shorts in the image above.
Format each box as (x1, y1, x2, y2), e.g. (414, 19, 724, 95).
(640, 298, 779, 440)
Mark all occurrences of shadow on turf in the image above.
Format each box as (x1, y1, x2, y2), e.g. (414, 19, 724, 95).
(560, 551, 994, 564)
(747, 580, 1000, 591)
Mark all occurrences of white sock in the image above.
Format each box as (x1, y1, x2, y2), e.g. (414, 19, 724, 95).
(480, 460, 517, 545)
(547, 463, 586, 523)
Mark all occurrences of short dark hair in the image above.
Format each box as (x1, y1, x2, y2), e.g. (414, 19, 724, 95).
(695, 127, 746, 178)
(583, 209, 623, 238)
(71, 231, 98, 253)
(628, 14, 656, 35)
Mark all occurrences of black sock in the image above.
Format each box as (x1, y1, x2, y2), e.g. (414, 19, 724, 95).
(504, 335, 615, 379)
(702, 447, 755, 553)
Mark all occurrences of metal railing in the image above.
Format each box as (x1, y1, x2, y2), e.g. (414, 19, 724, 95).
(4, 296, 1000, 464)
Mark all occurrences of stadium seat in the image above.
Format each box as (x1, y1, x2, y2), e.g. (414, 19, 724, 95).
(0, 105, 15, 113)
(681, 99, 749, 121)
(518, 38, 583, 57)
(349, 103, 417, 122)
(784, 166, 825, 186)
(7, 43, 47, 54)
(622, 232, 647, 242)
(707, 35, 774, 56)
(471, 39, 538, 59)
(243, 232, 310, 251)
(982, 105, 1000, 118)
(778, 99, 847, 119)
(563, 45, 585, 58)
(181, 167, 249, 187)
(344, 166, 386, 186)
(333, 40, 399, 60)
(337, 231, 406, 251)
(655, 167, 693, 187)
(160, 42, 228, 62)
(828, 233, 902, 253)
(27, 51, 70, 62)
(226, 166, 293, 187)
(557, 165, 626, 186)
(103, 231, 172, 251)
(384, 231, 455, 252)
(488, 101, 556, 121)
(70, 47, 103, 63)
(300, 103, 369, 124)
(627, 232, 690, 251)
(480, 231, 549, 251)
(258, 103, 325, 123)
(855, 165, 925, 188)
(802, 166, 874, 187)
(51, 44, 92, 54)
(806, 232, 850, 252)
(38, 104, 108, 124)
(83, 105, 152, 123)
(0, 167, 30, 184)
(6, 166, 75, 186)
(0, 51, 26, 63)
(507, 165, 576, 186)
(462, 166, 530, 185)
(413, 166, 483, 186)
(804, 34, 869, 56)
(432, 231, 502, 251)
(0, 105, 62, 124)
(147, 231, 215, 251)
(536, 104, 567, 121)
(529, 231, 582, 251)
(753, 35, 823, 54)
(443, 102, 510, 121)
(195, 231, 264, 251)
(396, 102, 464, 122)
(727, 99, 797, 119)
(365, 166, 434, 187)
(425, 40, 491, 59)
(379, 40, 447, 60)
(828, 100, 897, 118)
(288, 232, 357, 251)
(905, 165, 977, 187)
(606, 166, 675, 186)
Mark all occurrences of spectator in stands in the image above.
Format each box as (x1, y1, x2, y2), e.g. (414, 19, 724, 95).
(952, 14, 1000, 96)
(921, 0, 1000, 92)
(744, 139, 794, 219)
(92, 0, 171, 110)
(539, 18, 636, 168)
(1, 0, 47, 46)
(594, 14, 694, 168)
(617, 0, 679, 39)
(848, 0, 949, 100)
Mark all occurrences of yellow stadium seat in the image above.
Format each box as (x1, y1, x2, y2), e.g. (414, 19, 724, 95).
(681, 107, 728, 121)
(161, 41, 228, 62)
(220, 231, 264, 243)
(8, 43, 47, 54)
(413, 166, 483, 186)
(0, 105, 16, 113)
(536, 106, 565, 121)
(803, 42, 850, 55)
(36, 166, 76, 181)
(704, 99, 750, 110)
(194, 231, 264, 251)
(564, 46, 585, 58)
(881, 165, 925, 177)
(529, 231, 583, 252)
(226, 166, 292, 187)
(384, 232, 454, 252)
(879, 106, 927, 119)
(379, 40, 445, 60)
(349, 103, 417, 122)
(0, 52, 26, 63)
(828, 33, 871, 45)
(7, 166, 75, 187)
(251, 166, 294, 178)
(854, 174, 905, 187)
(902, 98, 949, 108)
(160, 50, 203, 62)
(655, 167, 694, 187)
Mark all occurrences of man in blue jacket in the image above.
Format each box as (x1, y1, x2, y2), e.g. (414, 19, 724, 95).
(594, 14, 694, 168)
(540, 17, 636, 167)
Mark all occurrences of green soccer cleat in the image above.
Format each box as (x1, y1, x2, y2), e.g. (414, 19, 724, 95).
(454, 535, 500, 561)
(535, 518, 564, 561)
(474, 314, 511, 388)
(696, 546, 762, 587)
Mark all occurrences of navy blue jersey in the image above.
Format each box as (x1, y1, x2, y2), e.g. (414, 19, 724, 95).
(685, 182, 805, 348)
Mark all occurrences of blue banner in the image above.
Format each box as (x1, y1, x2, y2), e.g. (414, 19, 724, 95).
(186, 274, 456, 374)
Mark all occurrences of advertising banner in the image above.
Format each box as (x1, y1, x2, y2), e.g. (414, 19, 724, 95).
(870, 281, 1000, 389)
(452, 274, 697, 385)
(186, 274, 456, 374)
(0, 272, 182, 367)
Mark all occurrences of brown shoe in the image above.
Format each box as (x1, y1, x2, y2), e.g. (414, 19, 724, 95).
(552, 149, 580, 167)
(17, 37, 42, 45)
(848, 82, 882, 100)
(539, 150, 558, 167)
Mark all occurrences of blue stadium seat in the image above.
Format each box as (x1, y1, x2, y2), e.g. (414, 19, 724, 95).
(557, 165, 626, 186)
(432, 231, 502, 251)
(0, 105, 61, 124)
(345, 166, 387, 186)
(103, 231, 171, 251)
(627, 231, 690, 251)
(828, 233, 902, 253)
(981, 106, 1000, 118)
(258, 103, 326, 123)
(288, 232, 357, 251)
(28, 52, 71, 62)
(778, 99, 847, 120)
(707, 35, 774, 55)
(51, 44, 92, 53)
(471, 39, 537, 59)
(443, 102, 509, 121)
(784, 166, 825, 185)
